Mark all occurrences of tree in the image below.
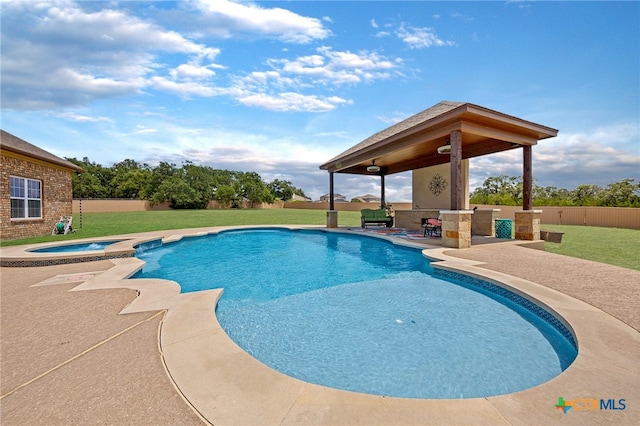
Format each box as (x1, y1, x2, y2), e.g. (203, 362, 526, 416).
(470, 175, 640, 207)
(532, 185, 572, 207)
(110, 159, 152, 199)
(148, 176, 199, 209)
(67, 157, 113, 198)
(145, 162, 178, 206)
(598, 179, 640, 207)
(570, 184, 602, 206)
(181, 161, 217, 208)
(239, 172, 275, 207)
(469, 175, 522, 206)
(267, 179, 307, 201)
(112, 169, 152, 198)
(213, 185, 239, 208)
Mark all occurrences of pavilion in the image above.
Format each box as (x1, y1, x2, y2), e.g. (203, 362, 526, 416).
(319, 101, 558, 248)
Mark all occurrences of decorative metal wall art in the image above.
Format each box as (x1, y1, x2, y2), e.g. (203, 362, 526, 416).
(429, 173, 448, 196)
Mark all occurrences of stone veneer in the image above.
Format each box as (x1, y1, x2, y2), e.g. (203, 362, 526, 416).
(1, 153, 74, 241)
(515, 210, 542, 240)
(471, 209, 500, 236)
(440, 210, 474, 248)
(393, 209, 440, 230)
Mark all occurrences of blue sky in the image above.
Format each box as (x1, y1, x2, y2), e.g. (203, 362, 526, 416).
(1, 0, 638, 201)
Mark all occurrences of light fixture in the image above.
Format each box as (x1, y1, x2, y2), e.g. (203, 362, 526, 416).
(437, 144, 451, 155)
(437, 138, 451, 155)
(367, 160, 380, 172)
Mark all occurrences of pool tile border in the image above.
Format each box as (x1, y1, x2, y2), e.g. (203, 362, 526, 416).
(434, 268, 578, 349)
(0, 252, 133, 267)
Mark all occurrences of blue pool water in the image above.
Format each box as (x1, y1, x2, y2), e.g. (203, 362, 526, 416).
(133, 229, 577, 399)
(32, 241, 119, 253)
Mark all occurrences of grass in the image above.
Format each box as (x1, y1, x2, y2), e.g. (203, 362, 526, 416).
(0, 209, 362, 247)
(2, 210, 638, 271)
(541, 224, 640, 271)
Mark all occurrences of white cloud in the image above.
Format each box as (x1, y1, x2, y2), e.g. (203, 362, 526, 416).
(192, 0, 331, 43)
(0, 0, 411, 114)
(0, 0, 223, 109)
(396, 23, 456, 49)
(53, 111, 114, 123)
(238, 71, 298, 91)
(314, 131, 351, 139)
(0, 1, 401, 113)
(149, 76, 222, 98)
(237, 92, 350, 112)
(506, 0, 533, 10)
(222, 46, 400, 111)
(320, 47, 396, 71)
(134, 125, 157, 134)
(39, 3, 216, 56)
(271, 46, 399, 86)
(451, 12, 474, 22)
(170, 64, 216, 80)
(376, 112, 412, 125)
(469, 123, 640, 190)
(169, 49, 225, 82)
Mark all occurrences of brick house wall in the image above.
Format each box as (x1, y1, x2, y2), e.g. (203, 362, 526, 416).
(0, 152, 75, 241)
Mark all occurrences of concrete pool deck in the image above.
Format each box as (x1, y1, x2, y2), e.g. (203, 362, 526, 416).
(1, 226, 638, 425)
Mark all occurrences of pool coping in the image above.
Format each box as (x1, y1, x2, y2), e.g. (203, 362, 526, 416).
(0, 237, 136, 267)
(2, 225, 638, 425)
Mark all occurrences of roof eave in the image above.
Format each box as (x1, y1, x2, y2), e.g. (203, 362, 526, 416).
(320, 104, 468, 171)
(1, 144, 85, 173)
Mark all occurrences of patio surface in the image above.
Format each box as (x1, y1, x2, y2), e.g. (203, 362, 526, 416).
(1, 226, 638, 425)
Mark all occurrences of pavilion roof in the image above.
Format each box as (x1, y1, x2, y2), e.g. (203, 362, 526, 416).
(320, 101, 558, 175)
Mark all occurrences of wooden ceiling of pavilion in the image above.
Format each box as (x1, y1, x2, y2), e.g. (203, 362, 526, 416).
(319, 101, 558, 175)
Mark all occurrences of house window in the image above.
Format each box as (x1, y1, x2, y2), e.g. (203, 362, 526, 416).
(10, 176, 42, 219)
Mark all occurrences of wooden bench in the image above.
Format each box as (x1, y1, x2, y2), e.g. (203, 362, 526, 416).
(361, 209, 393, 228)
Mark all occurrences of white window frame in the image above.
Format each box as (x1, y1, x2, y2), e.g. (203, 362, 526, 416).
(10, 176, 42, 220)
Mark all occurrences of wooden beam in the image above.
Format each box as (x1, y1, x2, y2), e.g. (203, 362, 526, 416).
(329, 172, 335, 211)
(461, 139, 516, 158)
(335, 140, 520, 175)
(383, 155, 450, 174)
(450, 130, 462, 210)
(523, 145, 533, 210)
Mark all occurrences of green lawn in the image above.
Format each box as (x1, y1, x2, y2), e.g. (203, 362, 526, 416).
(541, 224, 639, 271)
(2, 210, 638, 271)
(0, 209, 362, 246)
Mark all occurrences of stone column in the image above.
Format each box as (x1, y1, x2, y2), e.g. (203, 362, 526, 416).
(471, 209, 501, 236)
(326, 171, 338, 228)
(326, 210, 338, 228)
(329, 172, 335, 211)
(440, 210, 474, 248)
(515, 210, 542, 240)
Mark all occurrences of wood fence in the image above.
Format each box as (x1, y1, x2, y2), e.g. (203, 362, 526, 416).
(468, 205, 640, 229)
(72, 199, 283, 213)
(73, 199, 640, 229)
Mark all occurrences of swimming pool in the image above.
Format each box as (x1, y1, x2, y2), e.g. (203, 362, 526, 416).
(133, 228, 577, 399)
(31, 241, 120, 253)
